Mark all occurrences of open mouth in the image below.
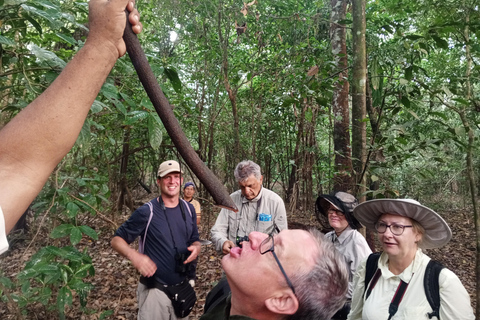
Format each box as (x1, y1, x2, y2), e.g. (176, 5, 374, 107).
(230, 246, 242, 258)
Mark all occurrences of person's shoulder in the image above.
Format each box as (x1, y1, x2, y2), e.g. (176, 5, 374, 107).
(262, 188, 283, 201)
(133, 200, 156, 216)
(351, 229, 369, 242)
(230, 190, 243, 199)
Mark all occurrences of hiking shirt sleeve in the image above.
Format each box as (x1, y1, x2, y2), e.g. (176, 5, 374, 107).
(333, 228, 372, 299)
(211, 191, 242, 253)
(211, 206, 233, 253)
(114, 203, 151, 244)
(438, 268, 475, 320)
(0, 206, 8, 255)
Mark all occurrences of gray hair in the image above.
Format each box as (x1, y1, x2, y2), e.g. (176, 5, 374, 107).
(234, 160, 262, 182)
(289, 229, 349, 320)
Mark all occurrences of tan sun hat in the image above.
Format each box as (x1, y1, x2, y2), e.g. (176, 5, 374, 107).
(353, 199, 452, 249)
(157, 160, 183, 178)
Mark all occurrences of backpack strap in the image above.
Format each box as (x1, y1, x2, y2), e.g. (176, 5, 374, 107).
(180, 199, 193, 219)
(204, 277, 231, 314)
(425, 260, 444, 320)
(139, 201, 155, 254)
(364, 252, 381, 298)
(388, 280, 410, 320)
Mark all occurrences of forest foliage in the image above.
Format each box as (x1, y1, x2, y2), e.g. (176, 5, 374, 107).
(0, 0, 479, 317)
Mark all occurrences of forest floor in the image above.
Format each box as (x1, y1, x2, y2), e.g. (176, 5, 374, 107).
(0, 204, 476, 319)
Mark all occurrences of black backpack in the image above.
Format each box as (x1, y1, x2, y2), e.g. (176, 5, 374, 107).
(364, 252, 444, 320)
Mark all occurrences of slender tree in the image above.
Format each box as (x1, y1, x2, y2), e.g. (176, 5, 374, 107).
(330, 0, 353, 191)
(351, 0, 367, 200)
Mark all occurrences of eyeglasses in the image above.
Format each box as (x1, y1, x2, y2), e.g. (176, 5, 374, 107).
(259, 231, 296, 295)
(328, 208, 344, 216)
(375, 221, 413, 236)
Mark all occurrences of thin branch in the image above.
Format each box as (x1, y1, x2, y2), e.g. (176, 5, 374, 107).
(23, 161, 67, 257)
(0, 66, 61, 77)
(67, 194, 118, 229)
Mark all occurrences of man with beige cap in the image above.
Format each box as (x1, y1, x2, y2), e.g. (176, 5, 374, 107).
(112, 160, 201, 319)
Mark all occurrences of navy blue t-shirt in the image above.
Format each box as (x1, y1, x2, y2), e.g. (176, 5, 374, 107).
(115, 197, 199, 285)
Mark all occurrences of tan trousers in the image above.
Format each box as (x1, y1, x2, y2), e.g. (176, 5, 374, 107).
(137, 282, 189, 320)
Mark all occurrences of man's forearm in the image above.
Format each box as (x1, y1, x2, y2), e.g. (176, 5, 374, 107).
(111, 236, 137, 261)
(0, 44, 118, 233)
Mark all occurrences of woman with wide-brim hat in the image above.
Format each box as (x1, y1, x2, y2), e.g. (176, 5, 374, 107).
(347, 199, 474, 320)
(316, 192, 372, 320)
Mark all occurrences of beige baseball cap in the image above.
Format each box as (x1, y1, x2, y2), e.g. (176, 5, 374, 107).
(157, 160, 183, 177)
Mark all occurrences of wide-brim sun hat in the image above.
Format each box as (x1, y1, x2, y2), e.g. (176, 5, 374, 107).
(353, 199, 452, 249)
(316, 191, 362, 229)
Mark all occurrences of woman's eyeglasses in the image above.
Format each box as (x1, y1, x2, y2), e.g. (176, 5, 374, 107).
(375, 221, 413, 236)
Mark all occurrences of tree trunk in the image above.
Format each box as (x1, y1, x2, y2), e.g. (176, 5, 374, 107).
(287, 99, 306, 206)
(330, 0, 353, 191)
(217, 5, 241, 164)
(303, 101, 318, 211)
(117, 128, 133, 212)
(351, 0, 367, 200)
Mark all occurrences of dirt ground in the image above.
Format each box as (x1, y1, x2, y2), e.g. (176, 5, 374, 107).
(0, 206, 476, 319)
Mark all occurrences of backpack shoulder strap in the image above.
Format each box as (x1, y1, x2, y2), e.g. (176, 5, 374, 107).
(204, 277, 231, 314)
(364, 252, 382, 296)
(180, 199, 193, 218)
(425, 259, 444, 320)
(139, 201, 154, 254)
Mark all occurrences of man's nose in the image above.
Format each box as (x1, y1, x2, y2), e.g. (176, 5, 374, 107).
(248, 231, 267, 249)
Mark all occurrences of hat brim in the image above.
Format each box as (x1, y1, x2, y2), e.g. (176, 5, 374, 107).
(316, 194, 362, 229)
(353, 199, 452, 249)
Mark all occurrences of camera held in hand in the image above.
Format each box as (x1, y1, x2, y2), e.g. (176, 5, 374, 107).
(175, 251, 192, 275)
(236, 235, 249, 248)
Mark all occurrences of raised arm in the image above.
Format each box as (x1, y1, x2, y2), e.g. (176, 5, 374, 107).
(0, 0, 142, 235)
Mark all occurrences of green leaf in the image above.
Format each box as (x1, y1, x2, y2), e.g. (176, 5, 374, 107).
(405, 34, 423, 40)
(74, 263, 93, 277)
(36, 264, 59, 274)
(401, 96, 410, 108)
(45, 246, 66, 258)
(432, 35, 448, 49)
(407, 110, 419, 119)
(37, 287, 52, 305)
(164, 68, 182, 93)
(0, 35, 16, 46)
(65, 202, 80, 219)
(79, 226, 98, 240)
(70, 227, 83, 246)
(51, 224, 74, 239)
(29, 44, 66, 68)
(100, 82, 119, 100)
(429, 111, 448, 121)
(99, 310, 114, 320)
(405, 66, 413, 81)
(148, 115, 163, 150)
(24, 14, 43, 34)
(55, 33, 76, 46)
(57, 287, 73, 318)
(125, 110, 149, 125)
